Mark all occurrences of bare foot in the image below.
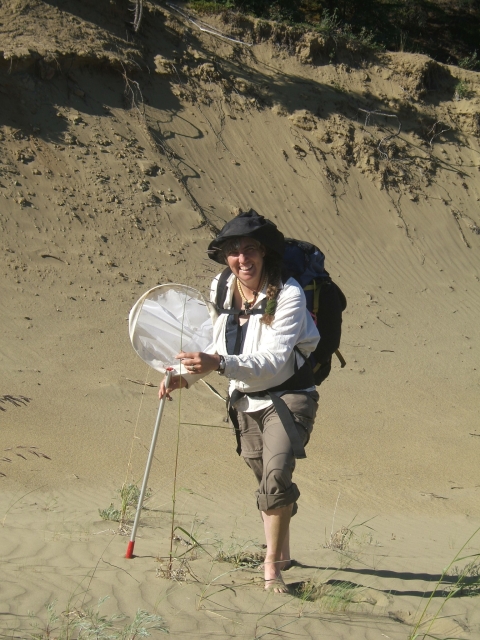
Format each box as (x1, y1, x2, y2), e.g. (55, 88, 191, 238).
(264, 558, 289, 594)
(264, 575, 289, 594)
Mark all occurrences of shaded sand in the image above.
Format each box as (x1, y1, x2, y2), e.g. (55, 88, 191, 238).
(1, 1, 480, 638)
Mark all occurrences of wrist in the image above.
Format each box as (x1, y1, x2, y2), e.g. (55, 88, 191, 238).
(216, 355, 226, 374)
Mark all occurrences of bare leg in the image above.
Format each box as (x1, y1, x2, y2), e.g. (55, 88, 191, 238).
(279, 526, 291, 569)
(262, 504, 292, 593)
(261, 513, 291, 569)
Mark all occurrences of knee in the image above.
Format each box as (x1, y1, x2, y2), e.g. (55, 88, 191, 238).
(244, 456, 263, 484)
(256, 483, 300, 512)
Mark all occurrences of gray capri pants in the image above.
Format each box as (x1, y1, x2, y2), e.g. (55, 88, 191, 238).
(236, 391, 319, 513)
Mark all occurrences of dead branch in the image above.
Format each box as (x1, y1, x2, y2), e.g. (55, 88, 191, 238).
(166, 3, 253, 47)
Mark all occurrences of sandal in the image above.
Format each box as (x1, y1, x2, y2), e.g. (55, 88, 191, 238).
(264, 576, 289, 594)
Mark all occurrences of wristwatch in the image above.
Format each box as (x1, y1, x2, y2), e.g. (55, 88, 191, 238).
(216, 355, 226, 375)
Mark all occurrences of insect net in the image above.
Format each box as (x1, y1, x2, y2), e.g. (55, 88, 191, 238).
(129, 284, 215, 372)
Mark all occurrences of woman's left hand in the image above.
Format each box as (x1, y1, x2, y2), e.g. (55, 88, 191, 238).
(176, 351, 220, 375)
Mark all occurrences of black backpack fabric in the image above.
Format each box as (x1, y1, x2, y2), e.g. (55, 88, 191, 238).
(215, 238, 346, 385)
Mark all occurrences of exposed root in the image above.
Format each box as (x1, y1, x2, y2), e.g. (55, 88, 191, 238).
(131, 0, 143, 33)
(386, 190, 412, 241)
(427, 121, 451, 148)
(358, 108, 402, 161)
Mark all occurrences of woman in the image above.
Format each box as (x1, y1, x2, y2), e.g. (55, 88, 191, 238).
(159, 209, 319, 592)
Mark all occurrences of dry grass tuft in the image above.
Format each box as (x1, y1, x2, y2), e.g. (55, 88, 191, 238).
(214, 536, 265, 568)
(295, 579, 359, 611)
(156, 557, 199, 582)
(0, 394, 31, 412)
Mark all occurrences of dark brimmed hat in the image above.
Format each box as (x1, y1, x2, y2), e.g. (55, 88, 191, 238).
(207, 209, 285, 264)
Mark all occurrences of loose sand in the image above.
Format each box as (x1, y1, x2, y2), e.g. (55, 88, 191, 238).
(1, 2, 479, 638)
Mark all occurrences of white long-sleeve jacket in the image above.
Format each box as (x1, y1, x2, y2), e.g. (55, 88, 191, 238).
(211, 272, 319, 394)
(171, 273, 319, 410)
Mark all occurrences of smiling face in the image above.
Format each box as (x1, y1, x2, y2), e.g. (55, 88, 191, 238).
(223, 237, 266, 292)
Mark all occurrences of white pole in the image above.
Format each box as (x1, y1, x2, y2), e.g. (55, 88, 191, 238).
(125, 368, 173, 558)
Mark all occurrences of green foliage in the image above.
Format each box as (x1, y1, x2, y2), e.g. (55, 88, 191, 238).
(315, 7, 340, 34)
(28, 597, 168, 639)
(189, 0, 235, 13)
(98, 503, 122, 522)
(458, 50, 479, 70)
(296, 579, 358, 611)
(454, 80, 471, 100)
(448, 559, 480, 597)
(187, 1, 480, 67)
(119, 483, 149, 510)
(98, 484, 152, 523)
(408, 527, 480, 640)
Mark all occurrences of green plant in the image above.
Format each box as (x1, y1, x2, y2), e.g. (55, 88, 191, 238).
(119, 483, 149, 512)
(295, 579, 358, 611)
(28, 600, 63, 640)
(447, 559, 480, 597)
(189, 0, 235, 13)
(453, 80, 470, 100)
(98, 484, 151, 523)
(159, 522, 213, 562)
(321, 581, 358, 612)
(28, 597, 168, 639)
(313, 9, 380, 51)
(338, 23, 379, 49)
(408, 526, 480, 639)
(98, 503, 122, 522)
(316, 8, 341, 36)
(458, 50, 479, 70)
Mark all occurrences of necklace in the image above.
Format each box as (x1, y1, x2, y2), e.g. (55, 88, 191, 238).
(237, 274, 267, 311)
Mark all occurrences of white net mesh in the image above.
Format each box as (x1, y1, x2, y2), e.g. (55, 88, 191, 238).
(129, 284, 214, 372)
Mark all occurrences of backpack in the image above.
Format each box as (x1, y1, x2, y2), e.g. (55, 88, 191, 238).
(215, 238, 347, 385)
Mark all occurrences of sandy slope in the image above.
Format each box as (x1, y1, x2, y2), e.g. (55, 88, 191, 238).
(1, 2, 480, 638)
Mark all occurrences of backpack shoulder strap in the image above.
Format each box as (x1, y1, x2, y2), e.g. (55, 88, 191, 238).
(215, 267, 233, 309)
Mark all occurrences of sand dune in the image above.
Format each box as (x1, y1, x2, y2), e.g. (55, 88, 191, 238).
(1, 1, 479, 638)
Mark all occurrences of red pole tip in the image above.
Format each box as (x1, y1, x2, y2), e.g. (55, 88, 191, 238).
(125, 540, 135, 558)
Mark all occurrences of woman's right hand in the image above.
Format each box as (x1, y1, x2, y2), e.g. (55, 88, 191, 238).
(159, 374, 188, 400)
